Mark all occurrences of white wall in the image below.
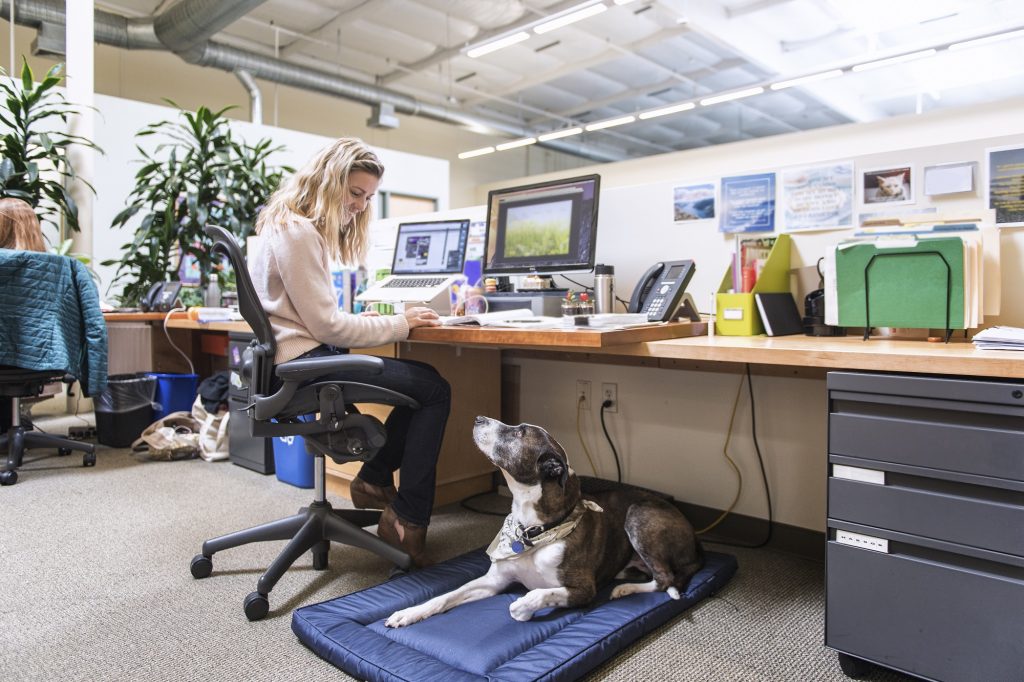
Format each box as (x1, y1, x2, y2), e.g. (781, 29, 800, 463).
(91, 93, 449, 301)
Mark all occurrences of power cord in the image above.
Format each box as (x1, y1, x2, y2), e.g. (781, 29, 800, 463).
(696, 375, 745, 535)
(599, 400, 622, 483)
(162, 305, 195, 376)
(576, 394, 600, 476)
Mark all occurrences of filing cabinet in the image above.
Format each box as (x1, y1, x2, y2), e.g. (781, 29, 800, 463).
(227, 331, 274, 474)
(826, 371, 1024, 681)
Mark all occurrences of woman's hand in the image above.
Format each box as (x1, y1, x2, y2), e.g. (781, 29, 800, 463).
(404, 306, 441, 328)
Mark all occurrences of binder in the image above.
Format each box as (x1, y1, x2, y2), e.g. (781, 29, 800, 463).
(834, 236, 965, 330)
(716, 234, 791, 336)
(755, 293, 804, 336)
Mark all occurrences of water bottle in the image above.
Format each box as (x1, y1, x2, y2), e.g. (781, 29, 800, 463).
(205, 273, 221, 308)
(594, 264, 615, 314)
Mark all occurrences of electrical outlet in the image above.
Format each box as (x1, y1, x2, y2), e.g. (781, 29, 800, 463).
(576, 380, 591, 410)
(601, 382, 617, 412)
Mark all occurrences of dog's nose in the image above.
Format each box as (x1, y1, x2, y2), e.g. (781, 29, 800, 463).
(474, 416, 487, 425)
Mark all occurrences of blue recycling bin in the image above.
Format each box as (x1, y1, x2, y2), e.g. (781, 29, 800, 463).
(146, 372, 199, 420)
(273, 415, 316, 488)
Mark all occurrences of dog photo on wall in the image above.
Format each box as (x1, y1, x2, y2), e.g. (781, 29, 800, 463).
(862, 165, 914, 205)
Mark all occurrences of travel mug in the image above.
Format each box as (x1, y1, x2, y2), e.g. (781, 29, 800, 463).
(594, 264, 615, 314)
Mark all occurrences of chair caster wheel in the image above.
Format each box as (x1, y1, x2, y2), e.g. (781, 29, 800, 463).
(58, 447, 72, 456)
(244, 592, 270, 621)
(838, 652, 872, 678)
(83, 452, 96, 467)
(388, 565, 409, 580)
(313, 551, 329, 570)
(190, 554, 213, 579)
(0, 470, 17, 486)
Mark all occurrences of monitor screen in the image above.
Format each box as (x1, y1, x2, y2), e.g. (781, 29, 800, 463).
(482, 174, 600, 276)
(391, 219, 470, 275)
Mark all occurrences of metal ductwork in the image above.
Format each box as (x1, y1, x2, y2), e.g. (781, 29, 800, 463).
(1, 0, 624, 163)
(234, 69, 262, 126)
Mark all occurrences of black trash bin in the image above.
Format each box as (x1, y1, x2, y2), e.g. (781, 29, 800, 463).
(94, 373, 159, 447)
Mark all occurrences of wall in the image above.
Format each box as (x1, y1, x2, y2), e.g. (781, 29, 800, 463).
(0, 22, 590, 209)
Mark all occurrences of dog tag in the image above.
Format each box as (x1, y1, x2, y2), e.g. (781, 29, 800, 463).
(511, 540, 525, 554)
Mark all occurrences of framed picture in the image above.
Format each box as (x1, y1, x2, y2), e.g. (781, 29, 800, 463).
(861, 165, 913, 206)
(672, 182, 716, 223)
(720, 172, 775, 233)
(923, 161, 976, 196)
(986, 144, 1024, 228)
(781, 161, 854, 232)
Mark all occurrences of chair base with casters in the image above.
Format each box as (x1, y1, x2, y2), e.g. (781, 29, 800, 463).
(195, 224, 421, 621)
(0, 369, 96, 486)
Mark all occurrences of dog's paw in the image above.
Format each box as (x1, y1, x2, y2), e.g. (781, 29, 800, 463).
(610, 584, 635, 600)
(508, 597, 537, 622)
(385, 606, 427, 628)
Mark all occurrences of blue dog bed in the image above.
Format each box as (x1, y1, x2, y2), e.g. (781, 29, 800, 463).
(292, 549, 737, 681)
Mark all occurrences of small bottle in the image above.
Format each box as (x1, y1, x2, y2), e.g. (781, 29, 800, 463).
(205, 273, 221, 308)
(594, 264, 614, 314)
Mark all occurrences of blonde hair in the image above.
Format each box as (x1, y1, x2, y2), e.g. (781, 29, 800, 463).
(0, 198, 46, 252)
(256, 137, 384, 264)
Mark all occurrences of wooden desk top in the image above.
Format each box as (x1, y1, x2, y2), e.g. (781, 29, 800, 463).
(408, 320, 707, 349)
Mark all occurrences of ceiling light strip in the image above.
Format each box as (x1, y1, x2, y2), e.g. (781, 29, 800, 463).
(466, 32, 530, 59)
(585, 115, 636, 131)
(770, 69, 844, 90)
(638, 102, 696, 120)
(948, 28, 1024, 51)
(851, 49, 937, 72)
(700, 86, 764, 106)
(534, 3, 608, 35)
(458, 146, 496, 159)
(538, 127, 584, 141)
(495, 137, 538, 151)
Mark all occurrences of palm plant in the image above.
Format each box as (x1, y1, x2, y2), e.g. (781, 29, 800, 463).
(0, 59, 100, 237)
(104, 104, 288, 305)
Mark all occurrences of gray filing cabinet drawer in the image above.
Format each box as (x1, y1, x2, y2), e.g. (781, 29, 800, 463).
(827, 371, 1024, 681)
(827, 541, 1024, 682)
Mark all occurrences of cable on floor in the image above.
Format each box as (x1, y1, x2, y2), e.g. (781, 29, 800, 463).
(599, 400, 622, 483)
(576, 394, 600, 477)
(696, 374, 745, 535)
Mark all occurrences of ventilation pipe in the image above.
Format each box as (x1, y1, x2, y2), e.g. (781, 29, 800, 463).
(234, 69, 262, 126)
(0, 0, 624, 163)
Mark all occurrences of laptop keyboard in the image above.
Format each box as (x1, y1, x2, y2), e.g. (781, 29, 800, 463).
(381, 276, 448, 288)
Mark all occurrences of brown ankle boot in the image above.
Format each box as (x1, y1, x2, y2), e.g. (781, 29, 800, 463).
(349, 476, 397, 510)
(377, 504, 429, 567)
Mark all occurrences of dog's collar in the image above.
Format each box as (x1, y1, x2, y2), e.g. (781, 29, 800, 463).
(487, 499, 603, 561)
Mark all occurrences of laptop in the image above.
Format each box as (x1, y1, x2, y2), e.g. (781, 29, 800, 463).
(356, 218, 471, 308)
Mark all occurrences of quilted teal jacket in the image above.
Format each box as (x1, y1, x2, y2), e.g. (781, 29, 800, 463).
(0, 249, 108, 396)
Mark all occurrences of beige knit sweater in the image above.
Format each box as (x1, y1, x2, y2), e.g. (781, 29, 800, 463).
(248, 214, 409, 364)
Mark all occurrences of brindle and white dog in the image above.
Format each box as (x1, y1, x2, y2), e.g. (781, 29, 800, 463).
(385, 416, 704, 627)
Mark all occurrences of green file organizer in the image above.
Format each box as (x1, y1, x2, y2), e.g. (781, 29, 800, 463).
(716, 234, 791, 336)
(834, 237, 965, 338)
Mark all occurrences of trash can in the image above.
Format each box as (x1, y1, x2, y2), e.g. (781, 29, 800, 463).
(273, 415, 315, 488)
(147, 372, 199, 420)
(94, 373, 159, 448)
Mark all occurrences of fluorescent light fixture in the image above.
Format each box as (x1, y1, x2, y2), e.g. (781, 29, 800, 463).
(534, 3, 607, 35)
(495, 137, 537, 151)
(949, 28, 1024, 51)
(538, 127, 583, 141)
(613, 0, 640, 4)
(458, 146, 496, 159)
(699, 86, 764, 106)
(770, 69, 844, 90)
(638, 102, 696, 120)
(851, 48, 937, 72)
(466, 31, 530, 58)
(585, 115, 636, 131)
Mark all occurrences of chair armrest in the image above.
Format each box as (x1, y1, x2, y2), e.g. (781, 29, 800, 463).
(275, 354, 383, 383)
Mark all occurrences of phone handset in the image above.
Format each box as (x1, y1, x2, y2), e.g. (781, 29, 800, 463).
(628, 262, 665, 314)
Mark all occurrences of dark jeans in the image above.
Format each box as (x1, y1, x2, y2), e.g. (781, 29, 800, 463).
(295, 345, 451, 527)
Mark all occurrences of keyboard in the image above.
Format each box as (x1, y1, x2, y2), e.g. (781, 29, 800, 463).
(381, 276, 448, 288)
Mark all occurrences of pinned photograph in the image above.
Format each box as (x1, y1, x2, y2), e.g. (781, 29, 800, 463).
(862, 165, 913, 205)
(673, 182, 716, 222)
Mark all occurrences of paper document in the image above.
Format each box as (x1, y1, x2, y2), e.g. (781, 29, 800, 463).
(572, 313, 657, 328)
(439, 309, 535, 326)
(972, 326, 1024, 350)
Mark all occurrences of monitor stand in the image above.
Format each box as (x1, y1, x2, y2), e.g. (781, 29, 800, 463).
(517, 274, 567, 294)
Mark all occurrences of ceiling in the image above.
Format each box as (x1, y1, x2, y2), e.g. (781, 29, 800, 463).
(95, 0, 1024, 163)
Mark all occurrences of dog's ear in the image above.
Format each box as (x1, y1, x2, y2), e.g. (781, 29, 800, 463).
(539, 451, 568, 488)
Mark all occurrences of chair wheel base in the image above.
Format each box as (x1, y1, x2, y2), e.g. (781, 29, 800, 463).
(190, 554, 213, 579)
(244, 592, 270, 621)
(0, 470, 16, 486)
(83, 452, 96, 467)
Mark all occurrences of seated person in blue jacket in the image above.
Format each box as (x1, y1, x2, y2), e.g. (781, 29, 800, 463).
(250, 137, 447, 567)
(0, 198, 47, 432)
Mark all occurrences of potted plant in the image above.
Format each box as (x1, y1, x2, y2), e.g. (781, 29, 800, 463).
(0, 59, 101, 238)
(104, 103, 288, 306)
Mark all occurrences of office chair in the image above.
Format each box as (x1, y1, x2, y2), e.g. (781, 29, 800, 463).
(0, 372, 96, 486)
(190, 225, 417, 621)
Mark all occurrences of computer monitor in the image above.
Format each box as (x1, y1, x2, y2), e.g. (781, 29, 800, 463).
(391, 219, 470, 275)
(482, 174, 600, 278)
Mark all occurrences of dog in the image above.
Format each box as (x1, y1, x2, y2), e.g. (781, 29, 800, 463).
(385, 416, 704, 627)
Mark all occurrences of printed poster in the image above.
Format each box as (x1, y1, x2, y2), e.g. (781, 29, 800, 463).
(986, 144, 1024, 228)
(672, 182, 716, 222)
(781, 162, 853, 232)
(720, 173, 775, 233)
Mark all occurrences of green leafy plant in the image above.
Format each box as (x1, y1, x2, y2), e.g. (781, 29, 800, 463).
(0, 59, 101, 236)
(103, 103, 289, 306)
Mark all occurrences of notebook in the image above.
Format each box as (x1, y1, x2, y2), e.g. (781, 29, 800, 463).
(356, 219, 470, 304)
(754, 293, 805, 336)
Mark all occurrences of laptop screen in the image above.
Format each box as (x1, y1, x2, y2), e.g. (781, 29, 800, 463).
(391, 219, 470, 275)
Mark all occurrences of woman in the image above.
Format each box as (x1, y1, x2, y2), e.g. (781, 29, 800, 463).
(250, 138, 447, 567)
(0, 198, 47, 251)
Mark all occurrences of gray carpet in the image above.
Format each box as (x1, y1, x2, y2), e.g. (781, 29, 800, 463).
(1, 446, 912, 681)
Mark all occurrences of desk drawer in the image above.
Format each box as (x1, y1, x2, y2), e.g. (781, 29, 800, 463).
(829, 477, 1024, 556)
(830, 413, 1024, 482)
(826, 541, 1024, 682)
